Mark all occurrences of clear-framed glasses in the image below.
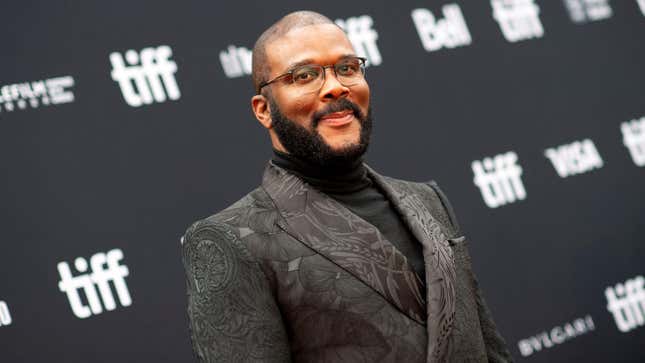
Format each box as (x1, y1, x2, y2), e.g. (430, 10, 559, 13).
(257, 56, 367, 95)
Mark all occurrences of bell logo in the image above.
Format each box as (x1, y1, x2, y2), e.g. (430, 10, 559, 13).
(411, 4, 472, 52)
(110, 45, 181, 107)
(57, 248, 132, 319)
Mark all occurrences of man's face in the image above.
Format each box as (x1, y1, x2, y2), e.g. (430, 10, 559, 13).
(262, 24, 371, 162)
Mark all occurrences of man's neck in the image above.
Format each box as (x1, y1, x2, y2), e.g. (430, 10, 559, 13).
(271, 149, 371, 195)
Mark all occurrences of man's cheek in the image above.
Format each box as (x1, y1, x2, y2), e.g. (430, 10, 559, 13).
(291, 98, 314, 116)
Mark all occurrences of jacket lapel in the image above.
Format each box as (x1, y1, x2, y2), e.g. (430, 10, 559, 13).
(261, 162, 426, 325)
(367, 166, 457, 362)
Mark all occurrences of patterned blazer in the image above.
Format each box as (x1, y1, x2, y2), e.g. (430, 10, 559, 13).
(181, 162, 513, 362)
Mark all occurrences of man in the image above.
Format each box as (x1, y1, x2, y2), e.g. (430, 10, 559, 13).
(182, 10, 512, 363)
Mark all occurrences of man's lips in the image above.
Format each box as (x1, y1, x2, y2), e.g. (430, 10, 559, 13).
(319, 110, 355, 127)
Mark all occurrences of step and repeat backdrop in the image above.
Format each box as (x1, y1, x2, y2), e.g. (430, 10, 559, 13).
(1, 1, 644, 362)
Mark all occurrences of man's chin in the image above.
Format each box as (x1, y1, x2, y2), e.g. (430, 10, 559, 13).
(324, 139, 362, 152)
(318, 126, 363, 150)
(317, 125, 369, 164)
(322, 140, 368, 162)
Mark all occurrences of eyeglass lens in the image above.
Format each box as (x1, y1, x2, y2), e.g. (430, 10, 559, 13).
(290, 58, 364, 93)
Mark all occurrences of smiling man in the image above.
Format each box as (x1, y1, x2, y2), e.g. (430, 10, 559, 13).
(182, 11, 512, 363)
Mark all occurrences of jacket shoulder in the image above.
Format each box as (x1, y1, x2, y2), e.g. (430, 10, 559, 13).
(183, 187, 279, 242)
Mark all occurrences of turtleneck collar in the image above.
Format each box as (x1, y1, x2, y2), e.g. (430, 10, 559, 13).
(271, 149, 372, 195)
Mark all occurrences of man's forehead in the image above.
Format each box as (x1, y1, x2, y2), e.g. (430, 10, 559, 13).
(265, 24, 355, 70)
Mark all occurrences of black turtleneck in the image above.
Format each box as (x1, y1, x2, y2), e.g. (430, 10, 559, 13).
(272, 150, 425, 284)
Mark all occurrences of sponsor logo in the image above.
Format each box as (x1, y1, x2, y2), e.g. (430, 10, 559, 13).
(517, 315, 595, 357)
(563, 0, 613, 23)
(637, 0, 645, 16)
(472, 151, 527, 208)
(621, 116, 645, 167)
(491, 0, 544, 42)
(110, 45, 181, 107)
(0, 301, 12, 327)
(0, 76, 75, 113)
(605, 275, 645, 333)
(411, 4, 472, 52)
(220, 45, 252, 78)
(336, 15, 382, 66)
(57, 248, 132, 319)
(544, 138, 604, 178)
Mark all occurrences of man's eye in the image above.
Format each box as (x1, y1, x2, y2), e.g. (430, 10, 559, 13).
(337, 63, 359, 76)
(293, 69, 319, 83)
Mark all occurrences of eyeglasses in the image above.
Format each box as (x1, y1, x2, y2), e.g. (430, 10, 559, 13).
(257, 56, 367, 95)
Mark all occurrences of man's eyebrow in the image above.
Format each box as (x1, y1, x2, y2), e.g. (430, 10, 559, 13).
(284, 54, 358, 71)
(337, 54, 358, 61)
(284, 59, 315, 72)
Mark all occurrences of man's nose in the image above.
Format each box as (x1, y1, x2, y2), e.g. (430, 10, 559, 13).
(320, 67, 350, 100)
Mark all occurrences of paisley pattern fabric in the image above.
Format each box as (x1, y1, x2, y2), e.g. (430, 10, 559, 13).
(368, 170, 457, 361)
(263, 166, 428, 325)
(183, 221, 292, 362)
(181, 162, 513, 362)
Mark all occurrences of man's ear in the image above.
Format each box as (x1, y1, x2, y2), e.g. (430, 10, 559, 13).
(251, 94, 272, 129)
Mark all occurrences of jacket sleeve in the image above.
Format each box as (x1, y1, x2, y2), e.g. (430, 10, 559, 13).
(428, 181, 514, 362)
(181, 219, 291, 362)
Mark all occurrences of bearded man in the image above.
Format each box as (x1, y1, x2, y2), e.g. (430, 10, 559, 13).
(181, 10, 513, 363)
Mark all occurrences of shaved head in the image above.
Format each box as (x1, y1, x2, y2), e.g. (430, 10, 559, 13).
(252, 11, 338, 94)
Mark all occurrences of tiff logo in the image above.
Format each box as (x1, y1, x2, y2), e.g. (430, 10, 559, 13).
(563, 0, 613, 23)
(544, 138, 604, 178)
(0, 76, 75, 113)
(58, 248, 132, 319)
(621, 116, 645, 167)
(110, 45, 181, 107)
(605, 275, 645, 333)
(472, 151, 527, 208)
(0, 301, 11, 327)
(411, 4, 472, 52)
(220, 45, 252, 78)
(491, 0, 544, 42)
(336, 15, 382, 66)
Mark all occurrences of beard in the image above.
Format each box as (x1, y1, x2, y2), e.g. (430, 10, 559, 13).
(269, 97, 372, 168)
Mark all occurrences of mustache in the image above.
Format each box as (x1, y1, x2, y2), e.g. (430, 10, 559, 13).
(312, 99, 364, 127)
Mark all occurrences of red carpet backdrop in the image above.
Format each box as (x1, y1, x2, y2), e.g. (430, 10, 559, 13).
(1, 1, 644, 362)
